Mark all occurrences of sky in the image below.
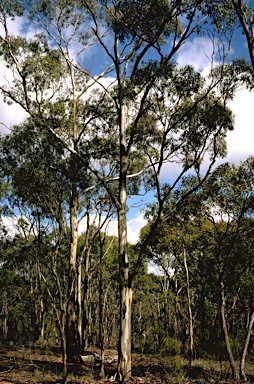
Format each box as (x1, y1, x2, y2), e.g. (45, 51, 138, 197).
(0, 11, 254, 244)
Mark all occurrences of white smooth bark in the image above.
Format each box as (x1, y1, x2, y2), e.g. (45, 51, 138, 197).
(117, 102, 132, 379)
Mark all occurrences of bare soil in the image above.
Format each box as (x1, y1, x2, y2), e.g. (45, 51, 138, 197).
(0, 346, 254, 383)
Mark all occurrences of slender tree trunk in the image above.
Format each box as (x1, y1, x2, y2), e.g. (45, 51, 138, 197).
(36, 263, 45, 340)
(39, 294, 45, 340)
(2, 293, 8, 340)
(60, 305, 68, 384)
(81, 212, 93, 350)
(99, 291, 106, 377)
(83, 246, 91, 350)
(77, 260, 83, 348)
(240, 311, 254, 381)
(220, 281, 239, 381)
(99, 231, 105, 376)
(174, 269, 179, 340)
(117, 103, 132, 379)
(183, 249, 194, 367)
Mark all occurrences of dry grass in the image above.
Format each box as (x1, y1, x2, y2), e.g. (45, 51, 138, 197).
(0, 346, 254, 383)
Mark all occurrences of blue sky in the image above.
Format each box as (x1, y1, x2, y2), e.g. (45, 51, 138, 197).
(1, 8, 254, 243)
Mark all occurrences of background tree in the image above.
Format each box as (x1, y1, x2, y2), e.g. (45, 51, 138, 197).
(141, 156, 254, 378)
(199, 157, 254, 380)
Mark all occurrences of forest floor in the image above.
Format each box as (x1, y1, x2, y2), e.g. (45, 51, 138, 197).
(0, 345, 254, 384)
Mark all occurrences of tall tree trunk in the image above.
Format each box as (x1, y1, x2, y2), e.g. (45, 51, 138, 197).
(118, 283, 133, 379)
(220, 281, 239, 381)
(183, 249, 194, 367)
(65, 62, 81, 361)
(66, 183, 80, 361)
(240, 311, 254, 381)
(117, 103, 132, 379)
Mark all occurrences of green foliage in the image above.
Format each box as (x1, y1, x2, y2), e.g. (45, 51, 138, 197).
(202, 0, 237, 31)
(164, 336, 182, 356)
(0, 0, 25, 18)
(211, 59, 254, 99)
(167, 355, 186, 381)
(0, 268, 32, 341)
(0, 122, 69, 219)
(104, 0, 179, 44)
(0, 33, 67, 111)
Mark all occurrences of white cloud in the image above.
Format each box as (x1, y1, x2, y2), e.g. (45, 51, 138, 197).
(176, 36, 220, 72)
(1, 215, 31, 237)
(0, 95, 28, 134)
(176, 36, 254, 165)
(0, 15, 40, 40)
(1, 217, 17, 237)
(127, 214, 147, 244)
(0, 16, 23, 38)
(148, 261, 164, 275)
(0, 16, 39, 134)
(78, 212, 147, 244)
(226, 89, 254, 164)
(78, 213, 118, 237)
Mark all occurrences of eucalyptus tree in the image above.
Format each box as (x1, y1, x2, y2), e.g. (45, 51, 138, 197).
(79, 3, 245, 378)
(0, 0, 251, 379)
(200, 157, 254, 380)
